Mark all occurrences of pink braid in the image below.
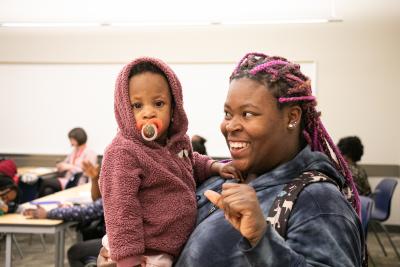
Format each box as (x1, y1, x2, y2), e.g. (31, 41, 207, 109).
(249, 60, 289, 75)
(233, 52, 268, 75)
(313, 127, 319, 151)
(278, 96, 316, 103)
(286, 73, 305, 83)
(302, 130, 311, 144)
(318, 120, 361, 216)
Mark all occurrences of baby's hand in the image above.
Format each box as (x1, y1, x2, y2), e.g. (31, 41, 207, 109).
(82, 160, 100, 181)
(219, 162, 243, 182)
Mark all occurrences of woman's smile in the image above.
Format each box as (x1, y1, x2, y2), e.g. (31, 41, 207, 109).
(228, 140, 250, 157)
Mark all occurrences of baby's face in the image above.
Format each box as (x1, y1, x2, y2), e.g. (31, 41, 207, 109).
(129, 72, 172, 143)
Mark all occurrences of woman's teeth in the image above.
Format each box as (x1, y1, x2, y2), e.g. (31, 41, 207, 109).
(229, 142, 249, 150)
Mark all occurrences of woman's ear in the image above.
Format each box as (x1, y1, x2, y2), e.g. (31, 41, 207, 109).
(286, 105, 302, 130)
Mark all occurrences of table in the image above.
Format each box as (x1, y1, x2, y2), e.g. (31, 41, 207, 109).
(17, 166, 57, 176)
(0, 214, 72, 267)
(26, 182, 92, 206)
(0, 183, 92, 267)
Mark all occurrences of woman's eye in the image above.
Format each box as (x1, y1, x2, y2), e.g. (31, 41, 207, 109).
(243, 112, 254, 118)
(155, 101, 165, 107)
(132, 103, 142, 109)
(224, 111, 232, 119)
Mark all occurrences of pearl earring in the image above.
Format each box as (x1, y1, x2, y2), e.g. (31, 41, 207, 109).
(288, 121, 297, 129)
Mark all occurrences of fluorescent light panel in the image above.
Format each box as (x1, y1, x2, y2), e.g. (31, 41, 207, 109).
(0, 0, 339, 27)
(0, 22, 101, 27)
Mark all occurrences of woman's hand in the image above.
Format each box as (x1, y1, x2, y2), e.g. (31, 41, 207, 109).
(97, 247, 117, 267)
(23, 205, 48, 219)
(204, 183, 267, 247)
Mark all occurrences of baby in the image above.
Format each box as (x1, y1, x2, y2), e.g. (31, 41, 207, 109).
(100, 57, 239, 267)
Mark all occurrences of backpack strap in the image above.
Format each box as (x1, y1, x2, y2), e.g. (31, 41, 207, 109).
(266, 170, 338, 238)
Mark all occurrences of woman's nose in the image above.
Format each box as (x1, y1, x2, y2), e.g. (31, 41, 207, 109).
(225, 118, 242, 132)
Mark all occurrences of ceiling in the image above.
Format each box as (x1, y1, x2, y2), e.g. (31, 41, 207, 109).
(0, 0, 398, 26)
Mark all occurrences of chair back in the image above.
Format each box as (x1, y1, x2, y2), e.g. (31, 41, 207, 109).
(360, 196, 373, 237)
(65, 172, 83, 189)
(371, 178, 398, 222)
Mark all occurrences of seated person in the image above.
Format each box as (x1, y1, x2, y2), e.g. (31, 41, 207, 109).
(0, 174, 19, 214)
(337, 136, 371, 196)
(0, 159, 20, 214)
(191, 135, 208, 155)
(38, 127, 97, 197)
(24, 160, 103, 267)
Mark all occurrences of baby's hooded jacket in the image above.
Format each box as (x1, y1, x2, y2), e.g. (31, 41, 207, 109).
(99, 57, 213, 263)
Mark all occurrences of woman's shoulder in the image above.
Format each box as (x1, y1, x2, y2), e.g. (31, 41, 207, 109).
(292, 181, 358, 222)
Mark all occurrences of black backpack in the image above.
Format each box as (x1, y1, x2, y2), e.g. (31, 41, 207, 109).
(267, 170, 368, 267)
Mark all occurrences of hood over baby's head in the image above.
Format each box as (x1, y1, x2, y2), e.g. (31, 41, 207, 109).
(114, 57, 189, 148)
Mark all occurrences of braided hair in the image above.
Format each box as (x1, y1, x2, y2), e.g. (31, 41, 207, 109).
(230, 52, 360, 215)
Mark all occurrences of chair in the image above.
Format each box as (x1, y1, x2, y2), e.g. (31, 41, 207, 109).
(360, 196, 376, 266)
(369, 178, 400, 260)
(65, 172, 84, 189)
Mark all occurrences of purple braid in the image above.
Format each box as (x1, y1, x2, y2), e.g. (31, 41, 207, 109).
(233, 52, 268, 75)
(278, 96, 316, 103)
(230, 53, 360, 216)
(318, 121, 361, 214)
(249, 60, 289, 76)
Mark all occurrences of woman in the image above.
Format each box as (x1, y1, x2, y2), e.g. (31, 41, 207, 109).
(98, 53, 364, 266)
(38, 127, 97, 196)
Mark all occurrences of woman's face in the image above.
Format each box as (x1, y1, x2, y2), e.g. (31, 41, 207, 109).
(221, 78, 296, 176)
(0, 188, 17, 203)
(69, 138, 78, 148)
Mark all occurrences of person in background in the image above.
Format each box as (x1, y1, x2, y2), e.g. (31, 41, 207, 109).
(0, 159, 20, 214)
(337, 136, 371, 196)
(38, 127, 97, 197)
(0, 174, 19, 214)
(24, 160, 103, 267)
(191, 135, 208, 155)
(98, 53, 364, 266)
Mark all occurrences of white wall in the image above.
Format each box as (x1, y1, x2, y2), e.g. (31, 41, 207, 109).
(0, 19, 399, 164)
(0, 62, 315, 157)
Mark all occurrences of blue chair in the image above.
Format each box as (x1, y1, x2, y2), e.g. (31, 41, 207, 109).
(360, 196, 376, 266)
(370, 178, 400, 260)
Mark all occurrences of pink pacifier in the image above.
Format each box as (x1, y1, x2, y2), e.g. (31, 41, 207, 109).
(136, 118, 163, 142)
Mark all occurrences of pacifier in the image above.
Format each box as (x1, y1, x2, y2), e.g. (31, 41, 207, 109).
(136, 118, 163, 142)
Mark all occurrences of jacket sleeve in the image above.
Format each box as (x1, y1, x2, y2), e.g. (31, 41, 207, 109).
(47, 199, 103, 223)
(192, 152, 214, 184)
(238, 184, 363, 267)
(99, 147, 145, 262)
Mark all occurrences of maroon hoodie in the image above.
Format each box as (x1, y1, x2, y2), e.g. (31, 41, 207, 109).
(99, 57, 213, 263)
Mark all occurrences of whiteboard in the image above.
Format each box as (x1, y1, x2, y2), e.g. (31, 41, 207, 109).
(0, 62, 316, 157)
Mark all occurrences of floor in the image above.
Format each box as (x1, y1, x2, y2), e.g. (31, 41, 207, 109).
(0, 228, 399, 266)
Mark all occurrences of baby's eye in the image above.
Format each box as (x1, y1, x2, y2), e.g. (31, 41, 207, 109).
(155, 101, 165, 108)
(132, 102, 142, 109)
